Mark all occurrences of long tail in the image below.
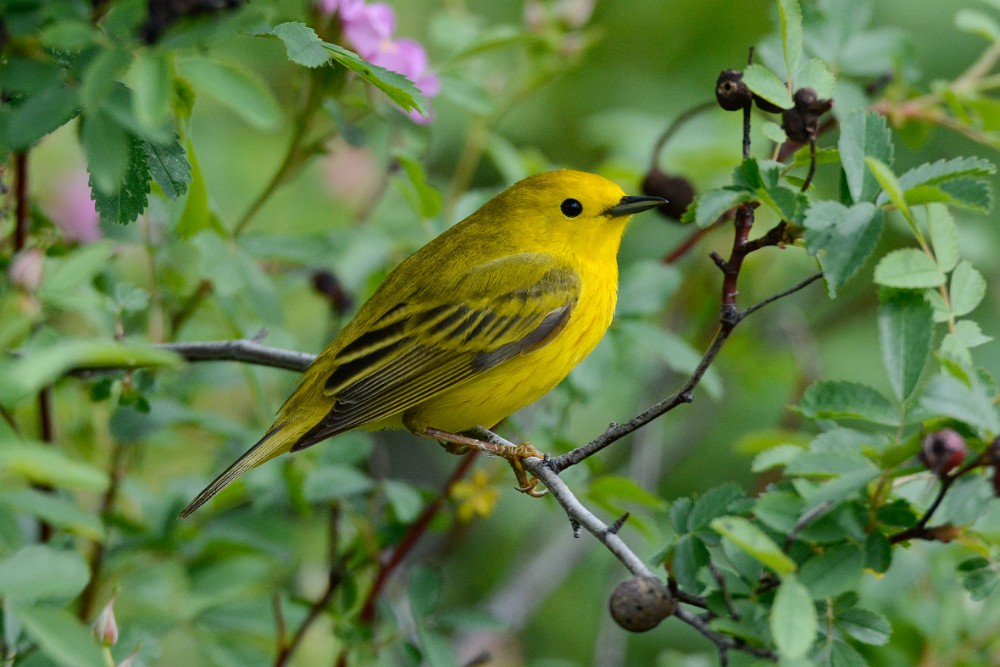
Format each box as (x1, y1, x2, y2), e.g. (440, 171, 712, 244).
(178, 425, 289, 518)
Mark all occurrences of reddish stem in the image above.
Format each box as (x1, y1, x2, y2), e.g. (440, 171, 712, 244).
(358, 451, 479, 623)
(13, 151, 29, 252)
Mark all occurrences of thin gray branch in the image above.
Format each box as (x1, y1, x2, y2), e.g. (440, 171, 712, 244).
(157, 340, 315, 372)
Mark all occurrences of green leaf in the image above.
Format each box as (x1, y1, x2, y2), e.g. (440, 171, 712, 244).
(958, 556, 999, 600)
(796, 381, 899, 426)
(796, 58, 835, 98)
(12, 605, 105, 667)
(132, 48, 175, 132)
(0, 441, 109, 492)
(145, 136, 192, 199)
(302, 465, 374, 501)
(770, 575, 817, 658)
(81, 110, 129, 195)
(0, 340, 181, 406)
(0, 490, 104, 540)
(687, 483, 745, 532)
(878, 290, 933, 402)
(39, 20, 98, 50)
(684, 188, 754, 227)
(838, 112, 893, 204)
(711, 516, 797, 574)
(271, 22, 332, 68)
(751, 444, 803, 472)
(408, 566, 442, 617)
(837, 607, 892, 645)
(672, 534, 709, 592)
(873, 248, 945, 288)
(588, 475, 667, 510)
(920, 374, 999, 435)
(956, 8, 1000, 42)
(395, 154, 442, 218)
(0, 545, 89, 603)
(953, 320, 992, 348)
(827, 639, 869, 667)
(798, 543, 864, 599)
(897, 157, 996, 212)
(928, 203, 959, 272)
(778, 0, 804, 77)
(178, 57, 282, 129)
(90, 133, 151, 225)
(896, 156, 995, 192)
(867, 156, 912, 220)
(37, 241, 115, 310)
(743, 64, 793, 109)
(949, 260, 986, 317)
(383, 480, 423, 523)
(785, 451, 878, 478)
(80, 45, 131, 112)
(6, 85, 80, 150)
(864, 530, 893, 573)
(323, 42, 426, 115)
(803, 200, 881, 296)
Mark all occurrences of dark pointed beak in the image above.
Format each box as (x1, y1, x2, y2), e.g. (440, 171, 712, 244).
(607, 195, 667, 217)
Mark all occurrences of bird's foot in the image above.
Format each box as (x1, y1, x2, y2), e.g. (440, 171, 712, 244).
(418, 427, 548, 498)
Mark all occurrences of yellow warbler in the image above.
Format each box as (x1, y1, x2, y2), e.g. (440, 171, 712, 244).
(180, 170, 664, 517)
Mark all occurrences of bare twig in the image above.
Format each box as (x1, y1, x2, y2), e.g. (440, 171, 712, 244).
(889, 450, 992, 544)
(158, 340, 315, 372)
(674, 607, 778, 662)
(78, 439, 128, 621)
(783, 499, 834, 552)
(13, 151, 28, 252)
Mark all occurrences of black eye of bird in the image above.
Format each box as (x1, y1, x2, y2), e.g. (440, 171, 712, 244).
(560, 198, 583, 218)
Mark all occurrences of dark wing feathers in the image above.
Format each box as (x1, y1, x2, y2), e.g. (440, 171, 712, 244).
(290, 255, 580, 451)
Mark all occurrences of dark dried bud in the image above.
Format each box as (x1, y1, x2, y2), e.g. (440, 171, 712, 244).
(781, 87, 833, 143)
(609, 576, 676, 632)
(920, 428, 968, 477)
(642, 168, 694, 221)
(716, 69, 751, 111)
(311, 269, 353, 315)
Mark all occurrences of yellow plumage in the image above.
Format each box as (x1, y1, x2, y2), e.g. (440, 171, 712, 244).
(180, 170, 664, 517)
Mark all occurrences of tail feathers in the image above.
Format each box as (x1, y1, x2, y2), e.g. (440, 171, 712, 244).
(178, 425, 288, 518)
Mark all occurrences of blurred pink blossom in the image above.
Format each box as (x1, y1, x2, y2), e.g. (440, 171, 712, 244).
(342, 3, 396, 60)
(48, 170, 101, 243)
(9, 248, 44, 292)
(320, 0, 438, 124)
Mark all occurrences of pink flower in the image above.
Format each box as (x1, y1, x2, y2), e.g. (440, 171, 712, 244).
(48, 170, 101, 243)
(342, 3, 396, 60)
(324, 0, 439, 124)
(320, 0, 364, 19)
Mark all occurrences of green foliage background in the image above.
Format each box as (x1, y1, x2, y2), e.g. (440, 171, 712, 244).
(4, 0, 1000, 665)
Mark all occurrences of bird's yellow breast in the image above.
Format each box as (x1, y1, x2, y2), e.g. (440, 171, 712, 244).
(401, 251, 618, 433)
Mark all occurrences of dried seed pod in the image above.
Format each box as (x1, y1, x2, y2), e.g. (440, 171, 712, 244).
(920, 428, 968, 477)
(609, 576, 676, 632)
(642, 168, 695, 221)
(311, 269, 353, 315)
(716, 69, 751, 111)
(781, 87, 833, 143)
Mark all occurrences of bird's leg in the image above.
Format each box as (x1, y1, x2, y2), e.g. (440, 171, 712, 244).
(416, 427, 548, 498)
